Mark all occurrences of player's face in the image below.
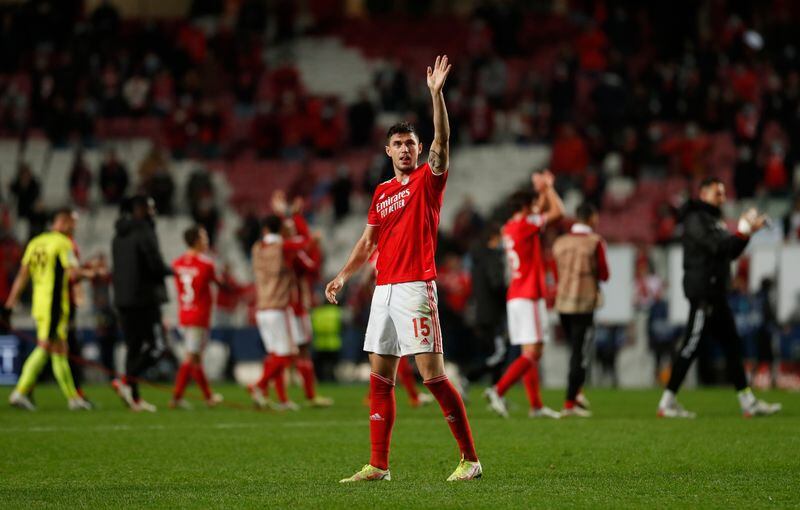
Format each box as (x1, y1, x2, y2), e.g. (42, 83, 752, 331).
(700, 183, 726, 207)
(385, 133, 422, 173)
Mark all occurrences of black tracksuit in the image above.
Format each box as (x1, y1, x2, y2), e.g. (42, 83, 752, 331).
(667, 200, 750, 393)
(466, 242, 508, 383)
(111, 216, 172, 400)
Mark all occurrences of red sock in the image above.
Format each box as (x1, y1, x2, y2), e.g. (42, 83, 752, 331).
(523, 361, 543, 409)
(424, 375, 478, 462)
(369, 373, 396, 470)
(397, 357, 420, 402)
(296, 357, 317, 400)
(256, 355, 274, 391)
(564, 400, 575, 409)
(173, 361, 192, 399)
(495, 355, 533, 397)
(272, 356, 289, 403)
(192, 363, 212, 400)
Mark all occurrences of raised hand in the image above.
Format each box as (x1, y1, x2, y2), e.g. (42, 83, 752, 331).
(427, 55, 452, 95)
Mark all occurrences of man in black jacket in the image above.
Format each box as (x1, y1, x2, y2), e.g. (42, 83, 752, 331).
(112, 195, 172, 412)
(658, 178, 781, 418)
(465, 224, 508, 384)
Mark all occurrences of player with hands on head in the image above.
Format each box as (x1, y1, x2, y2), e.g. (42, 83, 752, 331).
(328, 55, 481, 483)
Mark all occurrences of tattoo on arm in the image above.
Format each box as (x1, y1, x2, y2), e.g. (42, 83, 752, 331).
(429, 150, 441, 171)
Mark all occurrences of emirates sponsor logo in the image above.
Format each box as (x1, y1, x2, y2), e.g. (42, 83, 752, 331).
(375, 189, 411, 218)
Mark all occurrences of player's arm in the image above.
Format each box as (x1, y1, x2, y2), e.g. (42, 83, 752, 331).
(427, 55, 452, 175)
(325, 225, 378, 304)
(535, 171, 565, 225)
(4, 264, 29, 309)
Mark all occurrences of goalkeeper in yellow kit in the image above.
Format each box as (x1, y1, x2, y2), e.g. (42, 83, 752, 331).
(2, 208, 92, 410)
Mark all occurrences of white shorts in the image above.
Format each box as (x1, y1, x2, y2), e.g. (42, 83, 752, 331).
(256, 309, 298, 356)
(181, 326, 208, 354)
(507, 298, 550, 345)
(364, 281, 443, 357)
(289, 310, 312, 347)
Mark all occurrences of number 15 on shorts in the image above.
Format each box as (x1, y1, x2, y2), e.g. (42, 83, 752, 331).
(412, 317, 430, 338)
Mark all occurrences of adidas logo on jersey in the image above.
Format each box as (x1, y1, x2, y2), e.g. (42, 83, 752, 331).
(369, 413, 384, 421)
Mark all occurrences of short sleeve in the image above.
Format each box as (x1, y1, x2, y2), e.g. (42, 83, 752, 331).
(59, 239, 78, 269)
(423, 162, 448, 195)
(367, 187, 382, 227)
(21, 242, 34, 266)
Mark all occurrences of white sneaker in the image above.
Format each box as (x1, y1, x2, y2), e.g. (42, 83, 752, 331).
(68, 398, 92, 411)
(270, 400, 300, 411)
(743, 399, 782, 418)
(576, 392, 591, 410)
(529, 406, 561, 419)
(112, 379, 135, 408)
(206, 393, 224, 407)
(9, 391, 36, 411)
(657, 400, 696, 419)
(169, 398, 193, 410)
(560, 406, 592, 418)
(484, 387, 509, 418)
(309, 395, 333, 407)
(132, 400, 157, 413)
(411, 392, 435, 408)
(248, 384, 268, 409)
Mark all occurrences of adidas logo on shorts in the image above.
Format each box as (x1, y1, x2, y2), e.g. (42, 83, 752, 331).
(420, 338, 430, 346)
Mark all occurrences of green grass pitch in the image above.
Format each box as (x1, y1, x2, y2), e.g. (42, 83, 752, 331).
(1, 383, 798, 509)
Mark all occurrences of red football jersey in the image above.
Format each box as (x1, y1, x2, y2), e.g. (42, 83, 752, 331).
(503, 214, 547, 300)
(367, 163, 447, 285)
(172, 252, 216, 327)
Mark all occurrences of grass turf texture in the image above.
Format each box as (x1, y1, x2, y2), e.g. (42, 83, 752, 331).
(0, 384, 798, 509)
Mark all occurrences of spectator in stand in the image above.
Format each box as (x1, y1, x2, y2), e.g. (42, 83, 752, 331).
(469, 94, 494, 144)
(451, 196, 485, 255)
(187, 171, 220, 246)
(69, 149, 92, 209)
(9, 162, 40, 220)
(252, 101, 281, 158)
(330, 165, 353, 221)
(347, 90, 376, 147)
(783, 195, 800, 242)
(194, 97, 223, 158)
(763, 142, 788, 196)
(734, 145, 758, 199)
(0, 213, 23, 304)
(550, 123, 589, 181)
(99, 148, 129, 205)
(138, 146, 175, 215)
(123, 71, 151, 117)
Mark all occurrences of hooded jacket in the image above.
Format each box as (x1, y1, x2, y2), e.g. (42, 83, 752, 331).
(680, 199, 749, 301)
(112, 215, 172, 308)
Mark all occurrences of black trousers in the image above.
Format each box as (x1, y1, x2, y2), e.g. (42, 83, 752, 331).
(465, 322, 508, 384)
(667, 297, 748, 393)
(118, 306, 164, 401)
(560, 312, 595, 402)
(67, 323, 83, 391)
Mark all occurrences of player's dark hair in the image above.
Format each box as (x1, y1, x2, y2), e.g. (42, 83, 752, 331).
(699, 177, 723, 189)
(120, 194, 153, 216)
(262, 214, 283, 234)
(532, 168, 548, 175)
(509, 190, 535, 213)
(386, 122, 418, 141)
(184, 225, 204, 247)
(576, 202, 598, 223)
